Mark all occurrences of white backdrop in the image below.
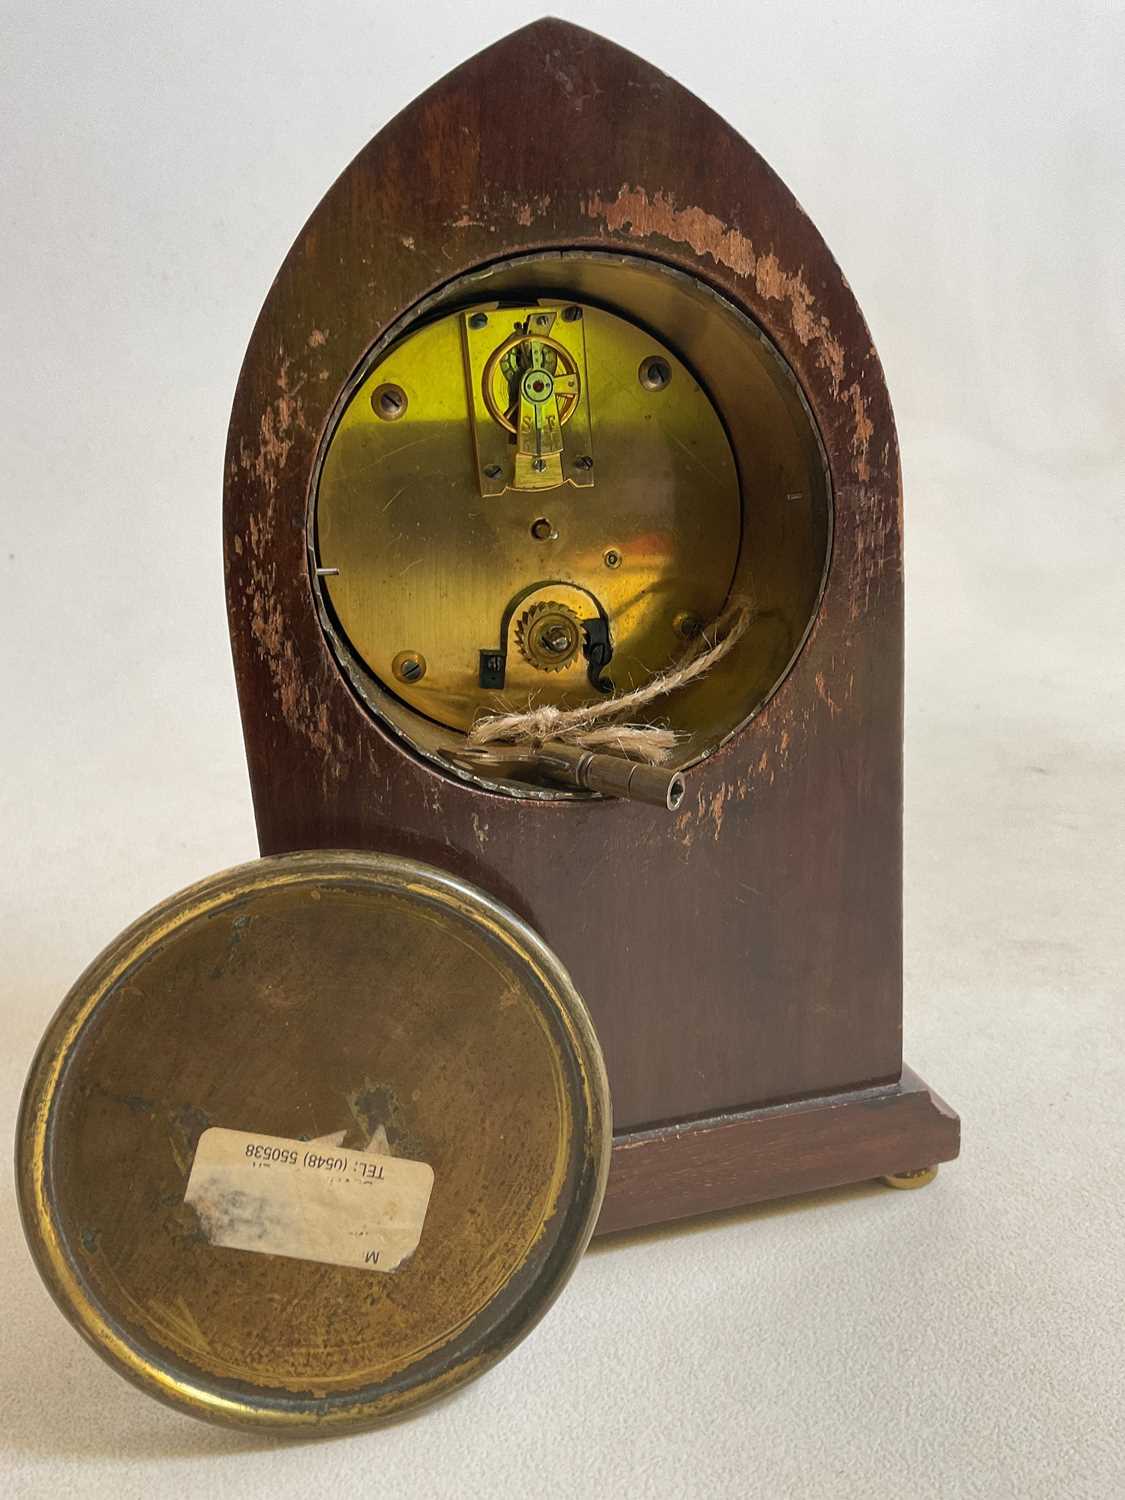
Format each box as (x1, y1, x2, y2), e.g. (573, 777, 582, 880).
(2, 4, 1123, 1496)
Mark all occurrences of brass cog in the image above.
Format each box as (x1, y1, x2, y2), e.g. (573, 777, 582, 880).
(514, 601, 585, 673)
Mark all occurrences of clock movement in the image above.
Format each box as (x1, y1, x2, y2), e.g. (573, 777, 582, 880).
(224, 20, 960, 1232)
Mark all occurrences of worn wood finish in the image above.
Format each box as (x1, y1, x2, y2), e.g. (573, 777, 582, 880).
(598, 1069, 960, 1236)
(224, 20, 958, 1222)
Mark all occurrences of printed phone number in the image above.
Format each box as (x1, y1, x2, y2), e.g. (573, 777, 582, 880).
(243, 1142, 385, 1180)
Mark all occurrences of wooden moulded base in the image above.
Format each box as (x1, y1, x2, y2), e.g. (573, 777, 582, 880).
(596, 1066, 959, 1236)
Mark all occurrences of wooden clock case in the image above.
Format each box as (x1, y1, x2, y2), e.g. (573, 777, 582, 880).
(223, 20, 959, 1235)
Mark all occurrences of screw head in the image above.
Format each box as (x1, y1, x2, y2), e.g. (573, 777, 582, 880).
(573, 455, 594, 471)
(483, 463, 503, 480)
(468, 312, 488, 330)
(561, 305, 582, 322)
(603, 548, 622, 569)
(530, 517, 556, 541)
(541, 625, 573, 656)
(372, 383, 407, 420)
(673, 611, 703, 640)
(392, 651, 426, 684)
(639, 356, 672, 391)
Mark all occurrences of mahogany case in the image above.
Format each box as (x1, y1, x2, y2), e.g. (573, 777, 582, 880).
(223, 20, 960, 1234)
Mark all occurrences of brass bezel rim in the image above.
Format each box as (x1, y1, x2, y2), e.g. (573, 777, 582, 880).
(16, 850, 612, 1433)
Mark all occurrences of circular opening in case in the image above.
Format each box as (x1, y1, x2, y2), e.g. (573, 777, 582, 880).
(310, 251, 831, 798)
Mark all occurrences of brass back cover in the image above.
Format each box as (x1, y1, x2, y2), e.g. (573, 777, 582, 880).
(17, 852, 610, 1432)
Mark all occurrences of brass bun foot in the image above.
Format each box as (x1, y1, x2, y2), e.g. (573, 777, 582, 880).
(881, 1166, 938, 1190)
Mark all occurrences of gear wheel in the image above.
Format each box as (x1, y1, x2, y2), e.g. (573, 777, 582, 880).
(514, 601, 586, 672)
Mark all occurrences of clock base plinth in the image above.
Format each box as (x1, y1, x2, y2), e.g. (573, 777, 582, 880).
(597, 1066, 958, 1236)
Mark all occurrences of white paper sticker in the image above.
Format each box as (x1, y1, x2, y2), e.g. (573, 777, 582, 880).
(184, 1127, 434, 1272)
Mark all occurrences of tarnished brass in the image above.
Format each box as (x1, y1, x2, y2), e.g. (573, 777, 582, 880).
(444, 743, 686, 810)
(466, 304, 592, 496)
(534, 742, 686, 809)
(514, 600, 585, 672)
(371, 382, 408, 421)
(17, 852, 610, 1432)
(638, 355, 672, 391)
(314, 281, 742, 738)
(311, 252, 831, 798)
(882, 1166, 939, 1190)
(391, 648, 426, 683)
(471, 307, 587, 493)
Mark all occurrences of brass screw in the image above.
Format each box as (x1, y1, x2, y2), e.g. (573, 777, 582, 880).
(603, 548, 622, 569)
(541, 625, 573, 656)
(392, 651, 426, 684)
(639, 356, 672, 391)
(483, 464, 502, 480)
(372, 383, 408, 420)
(574, 455, 594, 471)
(530, 517, 556, 541)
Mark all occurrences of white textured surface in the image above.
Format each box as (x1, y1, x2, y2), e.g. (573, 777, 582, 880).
(2, 3, 1123, 1496)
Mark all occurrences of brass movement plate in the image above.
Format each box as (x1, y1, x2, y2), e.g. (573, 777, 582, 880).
(315, 296, 741, 733)
(308, 255, 832, 792)
(17, 852, 610, 1432)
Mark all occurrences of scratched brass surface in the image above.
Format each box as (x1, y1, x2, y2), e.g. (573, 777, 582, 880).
(17, 852, 610, 1432)
(316, 296, 740, 732)
(310, 253, 831, 795)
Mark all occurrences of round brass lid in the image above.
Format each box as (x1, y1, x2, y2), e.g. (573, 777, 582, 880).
(17, 852, 610, 1433)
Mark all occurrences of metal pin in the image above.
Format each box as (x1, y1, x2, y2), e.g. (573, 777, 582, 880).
(315, 566, 340, 577)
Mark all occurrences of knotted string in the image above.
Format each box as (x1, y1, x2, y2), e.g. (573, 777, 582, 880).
(467, 598, 751, 765)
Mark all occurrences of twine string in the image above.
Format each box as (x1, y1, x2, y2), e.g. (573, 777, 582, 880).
(466, 598, 752, 765)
